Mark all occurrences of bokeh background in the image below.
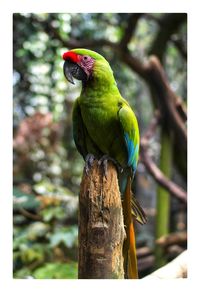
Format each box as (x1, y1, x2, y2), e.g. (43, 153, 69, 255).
(13, 13, 187, 279)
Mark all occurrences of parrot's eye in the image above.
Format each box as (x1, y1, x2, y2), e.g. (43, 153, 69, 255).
(83, 56, 88, 60)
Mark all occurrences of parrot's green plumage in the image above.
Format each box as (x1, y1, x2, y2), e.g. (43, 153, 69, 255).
(70, 49, 139, 171)
(63, 48, 146, 279)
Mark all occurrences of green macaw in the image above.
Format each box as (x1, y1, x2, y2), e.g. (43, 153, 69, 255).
(62, 48, 146, 279)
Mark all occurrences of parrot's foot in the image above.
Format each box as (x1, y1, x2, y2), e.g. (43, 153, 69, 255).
(98, 155, 122, 178)
(84, 153, 96, 175)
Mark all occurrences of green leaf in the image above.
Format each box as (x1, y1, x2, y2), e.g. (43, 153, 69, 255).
(33, 179, 75, 197)
(40, 206, 66, 222)
(20, 244, 46, 264)
(27, 222, 50, 240)
(13, 187, 41, 211)
(14, 267, 34, 279)
(33, 262, 78, 279)
(49, 226, 78, 248)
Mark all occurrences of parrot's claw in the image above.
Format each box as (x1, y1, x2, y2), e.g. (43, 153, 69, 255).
(98, 155, 122, 178)
(84, 154, 96, 175)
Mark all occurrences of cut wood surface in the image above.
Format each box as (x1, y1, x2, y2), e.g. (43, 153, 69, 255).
(143, 250, 187, 279)
(78, 160, 125, 279)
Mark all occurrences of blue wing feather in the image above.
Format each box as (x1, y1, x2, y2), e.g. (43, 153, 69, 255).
(118, 104, 139, 173)
(124, 132, 139, 172)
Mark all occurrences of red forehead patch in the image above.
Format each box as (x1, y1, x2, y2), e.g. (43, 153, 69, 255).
(62, 51, 79, 63)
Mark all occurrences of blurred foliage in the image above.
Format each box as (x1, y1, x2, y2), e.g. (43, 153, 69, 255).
(13, 13, 187, 279)
(13, 184, 78, 279)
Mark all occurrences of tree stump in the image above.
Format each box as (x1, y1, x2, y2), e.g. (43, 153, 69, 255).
(78, 160, 125, 279)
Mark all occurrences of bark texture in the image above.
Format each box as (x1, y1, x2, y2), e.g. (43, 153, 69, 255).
(78, 160, 125, 279)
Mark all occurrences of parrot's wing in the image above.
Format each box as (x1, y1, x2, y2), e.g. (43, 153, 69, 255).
(118, 103, 147, 225)
(72, 98, 88, 159)
(118, 103, 139, 172)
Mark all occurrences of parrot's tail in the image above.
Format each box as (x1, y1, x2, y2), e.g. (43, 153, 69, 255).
(120, 172, 147, 279)
(122, 176, 138, 279)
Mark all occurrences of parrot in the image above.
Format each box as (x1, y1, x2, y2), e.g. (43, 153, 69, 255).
(62, 48, 147, 279)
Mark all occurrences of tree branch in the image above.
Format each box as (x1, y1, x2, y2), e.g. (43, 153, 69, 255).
(146, 56, 187, 148)
(120, 13, 143, 50)
(140, 112, 187, 204)
(30, 14, 119, 51)
(156, 231, 187, 247)
(149, 13, 187, 62)
(120, 53, 187, 130)
(140, 143, 187, 203)
(170, 36, 187, 60)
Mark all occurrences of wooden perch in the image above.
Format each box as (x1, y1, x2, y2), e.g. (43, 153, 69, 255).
(78, 160, 125, 279)
(143, 250, 187, 279)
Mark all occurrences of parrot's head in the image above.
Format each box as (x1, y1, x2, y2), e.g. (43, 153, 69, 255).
(62, 48, 112, 85)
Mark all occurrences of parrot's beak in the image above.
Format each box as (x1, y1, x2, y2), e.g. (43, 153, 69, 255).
(63, 59, 87, 84)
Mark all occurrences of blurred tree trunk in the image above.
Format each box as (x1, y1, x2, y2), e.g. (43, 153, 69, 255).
(155, 128, 173, 268)
(149, 13, 187, 62)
